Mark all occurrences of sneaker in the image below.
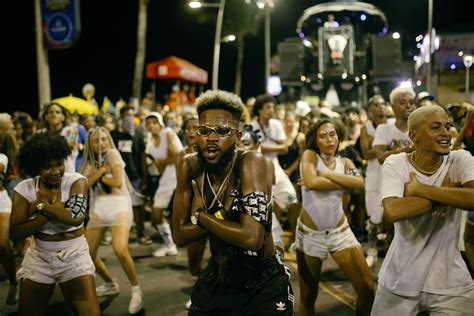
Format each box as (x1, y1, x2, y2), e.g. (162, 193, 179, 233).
(138, 235, 153, 245)
(96, 278, 120, 297)
(6, 282, 18, 305)
(185, 298, 192, 310)
(128, 287, 143, 314)
(153, 244, 178, 257)
(101, 233, 112, 246)
(366, 248, 378, 268)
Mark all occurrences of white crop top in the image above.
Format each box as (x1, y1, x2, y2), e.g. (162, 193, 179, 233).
(14, 172, 86, 235)
(301, 154, 345, 230)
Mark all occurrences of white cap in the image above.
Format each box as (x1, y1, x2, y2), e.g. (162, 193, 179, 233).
(145, 111, 164, 127)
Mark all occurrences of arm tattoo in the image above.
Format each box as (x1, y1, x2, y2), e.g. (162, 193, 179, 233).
(65, 194, 89, 219)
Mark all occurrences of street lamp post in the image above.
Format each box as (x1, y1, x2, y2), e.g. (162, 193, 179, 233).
(189, 0, 225, 90)
(464, 55, 472, 102)
(256, 0, 274, 91)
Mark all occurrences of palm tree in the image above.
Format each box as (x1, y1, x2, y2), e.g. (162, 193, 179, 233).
(132, 0, 148, 100)
(224, 1, 263, 96)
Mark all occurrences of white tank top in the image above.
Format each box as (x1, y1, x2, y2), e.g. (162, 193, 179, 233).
(364, 121, 383, 192)
(146, 127, 183, 191)
(301, 154, 345, 230)
(14, 172, 86, 234)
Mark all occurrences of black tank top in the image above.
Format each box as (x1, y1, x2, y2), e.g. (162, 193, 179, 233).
(278, 136, 299, 182)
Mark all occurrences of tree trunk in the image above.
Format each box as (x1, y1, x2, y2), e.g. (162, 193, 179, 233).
(234, 35, 245, 96)
(132, 0, 148, 99)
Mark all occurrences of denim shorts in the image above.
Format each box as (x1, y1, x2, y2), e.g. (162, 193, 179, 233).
(295, 218, 360, 260)
(17, 235, 95, 284)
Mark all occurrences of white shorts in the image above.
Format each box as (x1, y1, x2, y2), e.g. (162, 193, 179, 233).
(153, 187, 174, 209)
(88, 195, 133, 228)
(365, 191, 383, 225)
(0, 190, 12, 213)
(273, 168, 297, 210)
(17, 236, 95, 284)
(371, 285, 474, 316)
(295, 218, 360, 260)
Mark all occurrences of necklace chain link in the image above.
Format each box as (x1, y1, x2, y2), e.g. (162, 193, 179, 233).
(410, 152, 437, 175)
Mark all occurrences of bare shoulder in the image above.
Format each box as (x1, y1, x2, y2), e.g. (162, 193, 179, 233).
(179, 152, 202, 179)
(239, 149, 266, 166)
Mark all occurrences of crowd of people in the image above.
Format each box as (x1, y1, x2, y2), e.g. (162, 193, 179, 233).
(0, 86, 473, 315)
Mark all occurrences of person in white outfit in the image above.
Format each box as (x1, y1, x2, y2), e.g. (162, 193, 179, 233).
(0, 131, 18, 305)
(371, 105, 474, 315)
(80, 127, 143, 314)
(373, 87, 416, 252)
(251, 95, 299, 244)
(10, 133, 99, 316)
(144, 112, 183, 257)
(359, 95, 387, 268)
(297, 118, 374, 316)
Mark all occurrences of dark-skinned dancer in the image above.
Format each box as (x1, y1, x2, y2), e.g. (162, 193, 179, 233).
(173, 90, 294, 315)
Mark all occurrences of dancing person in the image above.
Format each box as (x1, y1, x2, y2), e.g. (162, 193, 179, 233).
(10, 133, 99, 316)
(173, 90, 294, 315)
(373, 87, 416, 252)
(111, 106, 151, 245)
(0, 131, 18, 305)
(360, 95, 387, 267)
(251, 95, 299, 243)
(371, 105, 474, 315)
(176, 115, 205, 310)
(278, 110, 305, 250)
(80, 127, 143, 314)
(144, 112, 183, 257)
(297, 118, 374, 316)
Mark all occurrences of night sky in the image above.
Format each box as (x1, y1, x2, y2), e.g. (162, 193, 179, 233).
(2, 0, 473, 117)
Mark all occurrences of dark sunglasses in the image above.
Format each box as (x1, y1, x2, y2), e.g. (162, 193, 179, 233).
(196, 125, 237, 137)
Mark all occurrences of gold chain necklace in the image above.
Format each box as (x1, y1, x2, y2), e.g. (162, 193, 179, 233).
(410, 152, 437, 175)
(201, 150, 237, 210)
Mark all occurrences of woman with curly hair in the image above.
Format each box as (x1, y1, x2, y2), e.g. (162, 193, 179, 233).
(10, 132, 99, 316)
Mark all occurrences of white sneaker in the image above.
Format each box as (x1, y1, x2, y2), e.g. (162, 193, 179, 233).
(128, 287, 143, 314)
(185, 298, 192, 310)
(96, 278, 120, 297)
(366, 249, 378, 268)
(153, 244, 178, 257)
(6, 282, 18, 305)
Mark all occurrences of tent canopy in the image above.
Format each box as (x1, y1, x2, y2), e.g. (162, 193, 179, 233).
(146, 56, 208, 84)
(296, 1, 388, 34)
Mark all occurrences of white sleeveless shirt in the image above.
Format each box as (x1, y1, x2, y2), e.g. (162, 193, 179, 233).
(146, 127, 183, 192)
(14, 172, 86, 235)
(301, 154, 345, 230)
